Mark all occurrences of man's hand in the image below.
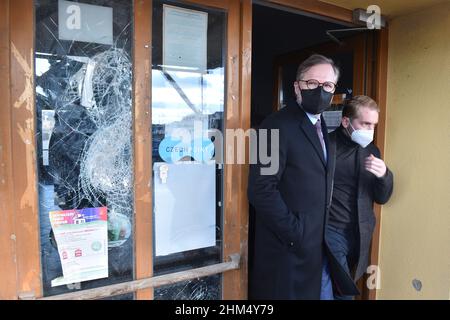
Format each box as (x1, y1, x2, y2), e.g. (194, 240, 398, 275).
(365, 154, 387, 178)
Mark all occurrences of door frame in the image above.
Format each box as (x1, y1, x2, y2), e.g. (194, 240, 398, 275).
(251, 0, 389, 300)
(0, 0, 387, 300)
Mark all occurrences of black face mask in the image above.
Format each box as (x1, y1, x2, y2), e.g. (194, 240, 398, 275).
(300, 87, 333, 115)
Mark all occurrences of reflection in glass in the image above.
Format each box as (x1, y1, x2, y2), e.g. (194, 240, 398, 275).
(152, 0, 226, 299)
(35, 0, 134, 298)
(152, 69, 224, 125)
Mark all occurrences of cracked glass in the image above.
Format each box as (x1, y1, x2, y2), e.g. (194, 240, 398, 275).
(35, 0, 134, 299)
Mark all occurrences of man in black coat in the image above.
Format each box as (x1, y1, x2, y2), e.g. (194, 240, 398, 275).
(326, 95, 394, 299)
(248, 54, 359, 299)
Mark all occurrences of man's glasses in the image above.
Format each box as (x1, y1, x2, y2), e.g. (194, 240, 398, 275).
(298, 79, 337, 93)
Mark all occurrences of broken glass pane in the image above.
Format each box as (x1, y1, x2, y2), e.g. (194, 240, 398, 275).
(154, 275, 221, 300)
(35, 0, 134, 298)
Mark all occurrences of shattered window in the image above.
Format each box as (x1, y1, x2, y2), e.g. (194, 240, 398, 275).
(151, 0, 226, 299)
(35, 0, 134, 298)
(154, 275, 221, 300)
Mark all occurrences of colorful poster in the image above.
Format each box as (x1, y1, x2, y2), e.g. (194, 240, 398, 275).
(49, 207, 108, 287)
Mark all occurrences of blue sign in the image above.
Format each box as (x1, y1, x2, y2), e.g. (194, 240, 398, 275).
(158, 136, 214, 163)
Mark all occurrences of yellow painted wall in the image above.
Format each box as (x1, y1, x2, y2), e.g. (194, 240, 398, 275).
(377, 2, 450, 299)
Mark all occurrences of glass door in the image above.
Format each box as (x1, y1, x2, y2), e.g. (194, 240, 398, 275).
(150, 0, 229, 300)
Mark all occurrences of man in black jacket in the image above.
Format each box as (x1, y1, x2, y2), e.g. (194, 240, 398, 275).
(327, 95, 394, 299)
(248, 54, 359, 299)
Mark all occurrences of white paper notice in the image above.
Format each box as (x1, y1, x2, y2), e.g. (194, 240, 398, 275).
(154, 161, 216, 256)
(163, 5, 208, 73)
(49, 207, 108, 287)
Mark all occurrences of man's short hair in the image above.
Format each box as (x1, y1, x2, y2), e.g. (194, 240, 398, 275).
(296, 54, 340, 82)
(342, 95, 380, 119)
